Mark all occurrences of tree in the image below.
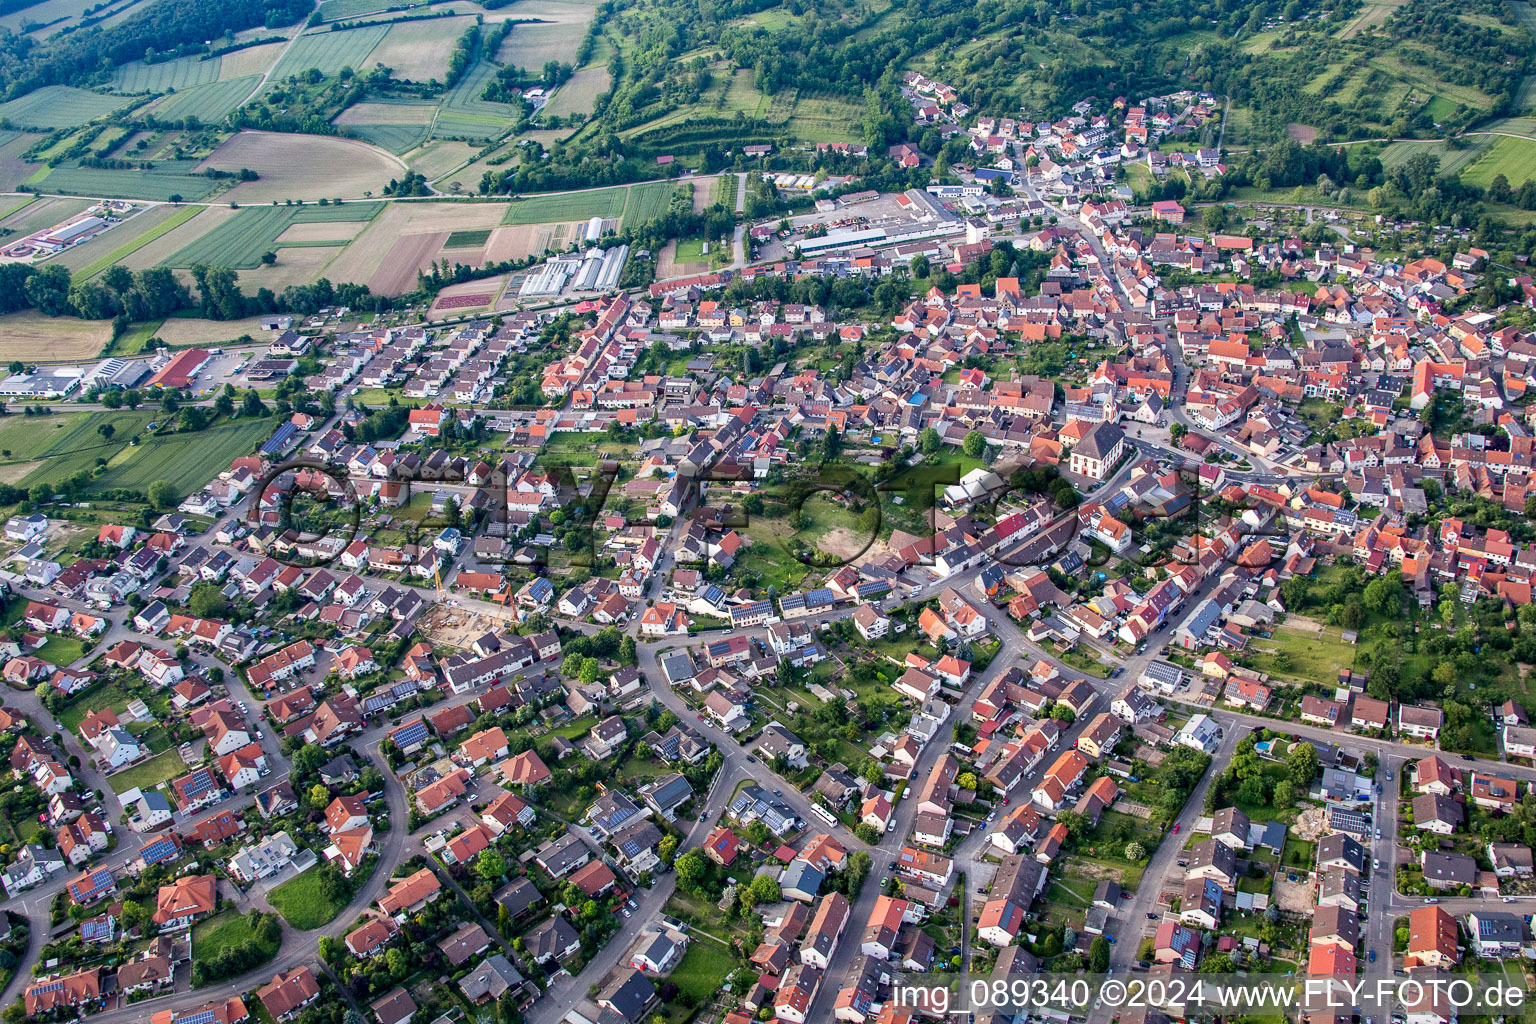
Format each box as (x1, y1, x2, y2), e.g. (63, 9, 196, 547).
(1051, 703, 1076, 724)
(1272, 779, 1295, 808)
(674, 849, 707, 893)
(147, 479, 177, 509)
(261, 251, 277, 265)
(97, 423, 114, 443)
(962, 431, 986, 459)
(1286, 741, 1319, 787)
(918, 427, 941, 454)
(749, 875, 780, 903)
(1089, 935, 1110, 972)
(658, 834, 679, 865)
(1124, 841, 1146, 861)
(476, 848, 507, 884)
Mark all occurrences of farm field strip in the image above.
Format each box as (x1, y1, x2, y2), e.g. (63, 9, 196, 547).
(0, 86, 135, 129)
(271, 24, 391, 79)
(112, 54, 222, 93)
(59, 204, 200, 278)
(150, 77, 263, 124)
(165, 202, 382, 268)
(34, 164, 223, 203)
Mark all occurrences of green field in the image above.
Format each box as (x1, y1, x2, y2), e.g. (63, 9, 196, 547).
(0, 86, 136, 129)
(66, 205, 202, 280)
(267, 867, 346, 929)
(0, 410, 158, 470)
(272, 24, 390, 79)
(499, 180, 674, 229)
(150, 77, 263, 124)
(166, 202, 383, 268)
(112, 54, 223, 93)
(1460, 135, 1536, 187)
(92, 417, 276, 497)
(107, 748, 185, 795)
(103, 320, 165, 355)
(316, 0, 419, 19)
(31, 164, 223, 202)
(436, 40, 523, 139)
(1377, 138, 1492, 179)
(444, 227, 491, 247)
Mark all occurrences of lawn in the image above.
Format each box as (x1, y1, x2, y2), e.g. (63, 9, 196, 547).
(498, 181, 677, 230)
(34, 634, 84, 667)
(1243, 622, 1359, 687)
(267, 866, 346, 930)
(107, 749, 185, 795)
(192, 910, 280, 973)
(59, 683, 133, 732)
(665, 940, 734, 1004)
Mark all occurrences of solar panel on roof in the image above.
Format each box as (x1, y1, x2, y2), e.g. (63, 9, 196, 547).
(180, 1010, 219, 1024)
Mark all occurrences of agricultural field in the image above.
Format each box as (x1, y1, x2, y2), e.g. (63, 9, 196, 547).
(0, 86, 136, 130)
(541, 66, 611, 118)
(435, 42, 524, 139)
(56, 204, 201, 278)
(28, 163, 224, 202)
(165, 201, 383, 269)
(1460, 135, 1536, 187)
(366, 15, 476, 81)
(0, 133, 39, 192)
(333, 100, 438, 125)
(405, 139, 476, 179)
(0, 310, 112, 362)
(149, 77, 263, 124)
(114, 205, 237, 272)
(1377, 138, 1492, 179)
(61, 417, 277, 498)
(342, 123, 430, 153)
(271, 23, 391, 79)
(494, 0, 599, 66)
(217, 43, 288, 80)
(152, 314, 277, 347)
(195, 131, 404, 201)
(320, 199, 507, 293)
(498, 180, 674, 228)
(112, 54, 223, 93)
(237, 245, 348, 292)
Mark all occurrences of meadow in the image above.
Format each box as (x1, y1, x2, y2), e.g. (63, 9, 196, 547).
(344, 122, 430, 153)
(165, 202, 382, 268)
(541, 66, 611, 118)
(0, 86, 135, 129)
(199, 132, 402, 202)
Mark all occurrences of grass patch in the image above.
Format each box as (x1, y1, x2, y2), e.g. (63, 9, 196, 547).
(34, 634, 84, 667)
(267, 867, 345, 930)
(665, 940, 734, 1005)
(192, 910, 279, 973)
(1461, 135, 1536, 187)
(107, 748, 185, 795)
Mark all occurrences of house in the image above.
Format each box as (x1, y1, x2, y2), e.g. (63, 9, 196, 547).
(1407, 905, 1460, 967)
(152, 874, 217, 930)
(1488, 842, 1534, 877)
(525, 915, 582, 964)
(599, 969, 657, 1023)
(1412, 794, 1463, 835)
(345, 915, 401, 959)
(1420, 850, 1478, 889)
(257, 967, 320, 1022)
(1399, 704, 1445, 741)
(1468, 910, 1524, 958)
(378, 867, 442, 918)
(756, 722, 809, 769)
(1413, 756, 1458, 796)
(372, 989, 418, 1024)
(1185, 839, 1238, 891)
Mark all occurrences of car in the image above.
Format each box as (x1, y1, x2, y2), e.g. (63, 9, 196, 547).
(880, 877, 888, 886)
(890, 862, 898, 870)
(1376, 829, 1382, 839)
(745, 756, 756, 763)
(1373, 859, 1381, 869)
(887, 821, 895, 832)
(1106, 935, 1116, 943)
(1385, 769, 1393, 780)
(1503, 896, 1516, 903)
(1368, 950, 1376, 963)
(1147, 913, 1157, 919)
(1461, 754, 1475, 762)
(1002, 797, 1009, 806)
(696, 713, 705, 721)
(1172, 823, 1180, 833)
(1424, 897, 1438, 904)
